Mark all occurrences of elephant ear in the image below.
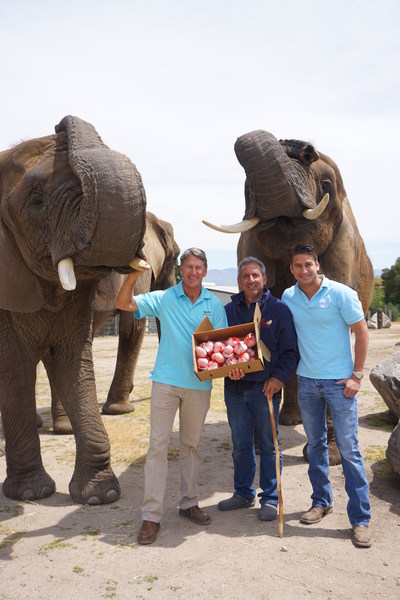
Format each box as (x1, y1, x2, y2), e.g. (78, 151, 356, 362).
(92, 271, 125, 311)
(0, 220, 44, 311)
(147, 212, 180, 289)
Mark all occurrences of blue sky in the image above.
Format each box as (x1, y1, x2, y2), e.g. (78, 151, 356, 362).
(1, 0, 399, 270)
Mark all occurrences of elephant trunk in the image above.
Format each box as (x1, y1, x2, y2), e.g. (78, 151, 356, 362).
(51, 116, 146, 270)
(234, 130, 316, 222)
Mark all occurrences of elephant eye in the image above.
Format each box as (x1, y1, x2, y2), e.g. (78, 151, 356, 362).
(30, 192, 43, 206)
(321, 180, 332, 194)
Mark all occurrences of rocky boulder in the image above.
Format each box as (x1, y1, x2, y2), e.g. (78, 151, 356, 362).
(367, 312, 391, 329)
(386, 425, 400, 476)
(370, 352, 400, 417)
(370, 352, 400, 476)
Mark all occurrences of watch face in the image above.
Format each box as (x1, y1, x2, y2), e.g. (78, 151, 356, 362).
(353, 371, 364, 380)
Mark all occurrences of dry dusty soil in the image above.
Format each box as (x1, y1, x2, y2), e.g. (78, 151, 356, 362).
(1, 325, 400, 600)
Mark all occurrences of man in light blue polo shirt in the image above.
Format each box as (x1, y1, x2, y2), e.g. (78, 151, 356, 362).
(116, 248, 227, 544)
(282, 244, 371, 548)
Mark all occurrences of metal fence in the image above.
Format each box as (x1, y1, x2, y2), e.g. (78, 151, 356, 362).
(95, 315, 158, 336)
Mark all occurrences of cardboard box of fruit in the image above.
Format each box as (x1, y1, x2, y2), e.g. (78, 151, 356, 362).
(192, 303, 265, 381)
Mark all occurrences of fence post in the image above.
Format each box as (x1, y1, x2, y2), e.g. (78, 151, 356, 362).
(377, 308, 383, 329)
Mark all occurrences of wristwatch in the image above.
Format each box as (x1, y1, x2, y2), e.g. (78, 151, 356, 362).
(352, 370, 364, 380)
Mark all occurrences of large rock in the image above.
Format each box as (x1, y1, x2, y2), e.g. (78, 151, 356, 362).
(387, 425, 400, 476)
(370, 352, 400, 476)
(369, 352, 400, 417)
(367, 312, 391, 329)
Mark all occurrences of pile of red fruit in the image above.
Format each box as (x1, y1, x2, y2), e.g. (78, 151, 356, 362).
(195, 333, 258, 371)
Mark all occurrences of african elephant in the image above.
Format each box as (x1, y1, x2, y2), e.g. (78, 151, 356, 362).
(204, 130, 374, 463)
(0, 115, 147, 504)
(48, 210, 180, 434)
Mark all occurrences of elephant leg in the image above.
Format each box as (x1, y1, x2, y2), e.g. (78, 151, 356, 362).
(326, 408, 341, 465)
(49, 339, 120, 504)
(279, 375, 302, 425)
(0, 328, 55, 500)
(41, 351, 73, 435)
(102, 312, 147, 415)
(0, 414, 5, 457)
(302, 407, 342, 466)
(51, 393, 73, 435)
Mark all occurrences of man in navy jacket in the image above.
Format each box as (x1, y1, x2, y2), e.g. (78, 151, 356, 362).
(218, 257, 299, 521)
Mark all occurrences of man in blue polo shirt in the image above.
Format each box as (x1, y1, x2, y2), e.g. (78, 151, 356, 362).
(116, 248, 227, 544)
(282, 244, 371, 548)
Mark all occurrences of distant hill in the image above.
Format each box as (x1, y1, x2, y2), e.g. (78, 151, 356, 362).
(205, 268, 237, 286)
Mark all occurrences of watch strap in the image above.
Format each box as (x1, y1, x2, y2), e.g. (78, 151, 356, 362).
(352, 370, 364, 380)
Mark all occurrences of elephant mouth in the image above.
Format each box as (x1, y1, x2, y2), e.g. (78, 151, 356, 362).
(113, 266, 136, 275)
(57, 256, 150, 291)
(202, 193, 329, 234)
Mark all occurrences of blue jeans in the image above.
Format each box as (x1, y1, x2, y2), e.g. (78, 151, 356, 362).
(298, 376, 371, 527)
(224, 382, 282, 506)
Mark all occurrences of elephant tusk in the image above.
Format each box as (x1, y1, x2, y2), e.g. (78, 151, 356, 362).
(202, 216, 260, 234)
(57, 257, 77, 291)
(302, 193, 329, 220)
(129, 256, 151, 271)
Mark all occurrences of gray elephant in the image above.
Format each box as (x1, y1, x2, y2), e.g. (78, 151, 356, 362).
(204, 130, 374, 463)
(48, 210, 180, 434)
(0, 115, 147, 504)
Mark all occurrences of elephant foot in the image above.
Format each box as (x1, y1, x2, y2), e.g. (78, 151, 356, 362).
(69, 466, 121, 505)
(327, 441, 342, 466)
(3, 468, 55, 501)
(102, 400, 135, 415)
(36, 412, 43, 428)
(53, 416, 73, 435)
(278, 407, 302, 426)
(302, 442, 342, 466)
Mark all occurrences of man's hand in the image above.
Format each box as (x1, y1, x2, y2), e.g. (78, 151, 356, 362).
(336, 376, 361, 398)
(263, 377, 284, 397)
(227, 368, 245, 381)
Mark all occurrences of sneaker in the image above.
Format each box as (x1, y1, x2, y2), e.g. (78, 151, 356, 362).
(353, 525, 372, 548)
(218, 492, 255, 511)
(300, 505, 333, 524)
(258, 503, 277, 521)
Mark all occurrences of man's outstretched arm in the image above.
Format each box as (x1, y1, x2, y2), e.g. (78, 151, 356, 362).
(115, 271, 144, 312)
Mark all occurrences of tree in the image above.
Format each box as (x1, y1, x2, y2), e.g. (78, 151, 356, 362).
(369, 277, 384, 312)
(381, 257, 400, 305)
(175, 262, 182, 283)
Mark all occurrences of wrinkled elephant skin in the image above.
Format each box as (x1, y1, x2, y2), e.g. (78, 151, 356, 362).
(0, 116, 147, 504)
(232, 131, 374, 311)
(205, 130, 374, 465)
(101, 212, 180, 415)
(47, 211, 180, 431)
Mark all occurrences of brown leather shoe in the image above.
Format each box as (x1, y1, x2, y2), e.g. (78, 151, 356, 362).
(300, 505, 333, 524)
(137, 520, 160, 545)
(179, 505, 211, 525)
(353, 525, 372, 548)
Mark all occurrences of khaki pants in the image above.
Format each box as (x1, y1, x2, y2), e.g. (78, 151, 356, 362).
(141, 381, 211, 522)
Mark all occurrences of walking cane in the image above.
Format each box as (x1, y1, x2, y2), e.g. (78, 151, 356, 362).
(267, 392, 283, 538)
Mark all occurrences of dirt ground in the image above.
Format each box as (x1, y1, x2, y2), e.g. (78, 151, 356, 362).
(1, 325, 400, 600)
